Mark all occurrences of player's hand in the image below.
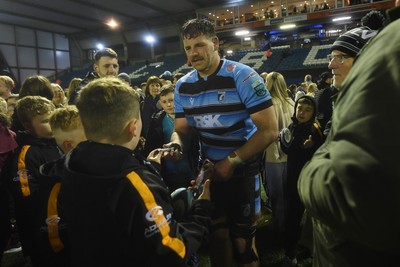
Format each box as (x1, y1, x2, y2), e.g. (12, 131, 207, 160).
(213, 158, 235, 182)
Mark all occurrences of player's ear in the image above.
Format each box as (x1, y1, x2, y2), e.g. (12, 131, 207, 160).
(212, 36, 219, 51)
(93, 63, 99, 73)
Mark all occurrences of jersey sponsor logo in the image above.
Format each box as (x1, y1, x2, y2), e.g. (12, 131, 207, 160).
(226, 63, 236, 72)
(144, 213, 172, 238)
(193, 115, 223, 128)
(145, 206, 164, 222)
(218, 91, 225, 102)
(242, 71, 258, 83)
(251, 80, 267, 97)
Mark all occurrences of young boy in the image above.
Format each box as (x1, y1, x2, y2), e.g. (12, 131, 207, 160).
(0, 75, 14, 100)
(9, 96, 67, 267)
(280, 95, 324, 265)
(49, 105, 86, 154)
(47, 77, 211, 267)
(144, 84, 198, 192)
(30, 106, 86, 267)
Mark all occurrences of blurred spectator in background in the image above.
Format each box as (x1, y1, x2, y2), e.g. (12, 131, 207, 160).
(0, 76, 14, 100)
(159, 71, 173, 85)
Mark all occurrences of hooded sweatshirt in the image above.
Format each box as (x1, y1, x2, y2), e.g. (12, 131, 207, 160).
(281, 95, 324, 184)
(9, 131, 65, 264)
(46, 141, 211, 267)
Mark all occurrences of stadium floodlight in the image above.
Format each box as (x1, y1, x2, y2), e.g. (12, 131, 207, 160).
(96, 43, 104, 50)
(106, 18, 119, 29)
(145, 35, 156, 44)
(332, 16, 351, 22)
(235, 30, 249, 36)
(280, 24, 296, 29)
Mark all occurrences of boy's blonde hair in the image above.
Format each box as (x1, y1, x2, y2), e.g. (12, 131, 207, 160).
(16, 96, 55, 127)
(0, 76, 15, 88)
(76, 77, 140, 141)
(50, 105, 82, 132)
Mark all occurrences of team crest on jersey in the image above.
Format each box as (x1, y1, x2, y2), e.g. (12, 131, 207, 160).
(252, 80, 267, 97)
(218, 91, 225, 102)
(226, 63, 236, 72)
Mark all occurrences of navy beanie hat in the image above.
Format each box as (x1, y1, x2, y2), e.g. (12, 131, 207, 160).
(331, 26, 377, 57)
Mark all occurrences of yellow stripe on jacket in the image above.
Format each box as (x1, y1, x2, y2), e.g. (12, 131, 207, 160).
(126, 171, 186, 259)
(47, 182, 64, 252)
(17, 145, 31, 197)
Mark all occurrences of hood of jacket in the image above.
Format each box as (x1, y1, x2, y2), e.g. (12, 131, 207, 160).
(41, 141, 159, 205)
(292, 95, 317, 125)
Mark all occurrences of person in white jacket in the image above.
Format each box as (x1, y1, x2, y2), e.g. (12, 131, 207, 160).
(263, 72, 294, 235)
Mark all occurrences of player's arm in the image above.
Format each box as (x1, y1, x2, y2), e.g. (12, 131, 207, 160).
(236, 105, 278, 162)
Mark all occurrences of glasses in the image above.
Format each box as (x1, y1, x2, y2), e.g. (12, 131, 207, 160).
(327, 54, 352, 64)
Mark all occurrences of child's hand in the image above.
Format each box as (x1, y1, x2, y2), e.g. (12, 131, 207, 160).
(198, 179, 211, 201)
(146, 149, 163, 164)
(161, 143, 183, 161)
(303, 135, 314, 148)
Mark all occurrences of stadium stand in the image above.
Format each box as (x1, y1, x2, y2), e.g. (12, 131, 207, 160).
(59, 44, 333, 86)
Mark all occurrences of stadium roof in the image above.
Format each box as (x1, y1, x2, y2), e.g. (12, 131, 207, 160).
(0, 0, 233, 36)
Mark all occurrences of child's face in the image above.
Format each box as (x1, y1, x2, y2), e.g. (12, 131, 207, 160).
(30, 112, 53, 139)
(148, 83, 161, 97)
(159, 92, 174, 115)
(0, 81, 12, 100)
(296, 103, 314, 124)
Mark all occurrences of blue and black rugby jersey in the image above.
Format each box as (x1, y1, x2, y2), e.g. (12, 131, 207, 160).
(175, 59, 272, 161)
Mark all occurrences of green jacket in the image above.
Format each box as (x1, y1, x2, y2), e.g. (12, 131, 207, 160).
(298, 17, 400, 267)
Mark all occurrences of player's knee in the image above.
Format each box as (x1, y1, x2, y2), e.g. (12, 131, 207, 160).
(231, 224, 258, 264)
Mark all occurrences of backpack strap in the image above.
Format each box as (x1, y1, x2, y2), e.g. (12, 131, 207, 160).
(17, 145, 31, 197)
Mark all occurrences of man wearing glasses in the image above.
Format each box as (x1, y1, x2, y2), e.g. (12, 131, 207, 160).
(327, 27, 377, 89)
(321, 27, 377, 135)
(298, 4, 400, 265)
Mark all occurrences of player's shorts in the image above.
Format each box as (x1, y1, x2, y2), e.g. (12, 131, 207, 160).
(208, 156, 262, 231)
